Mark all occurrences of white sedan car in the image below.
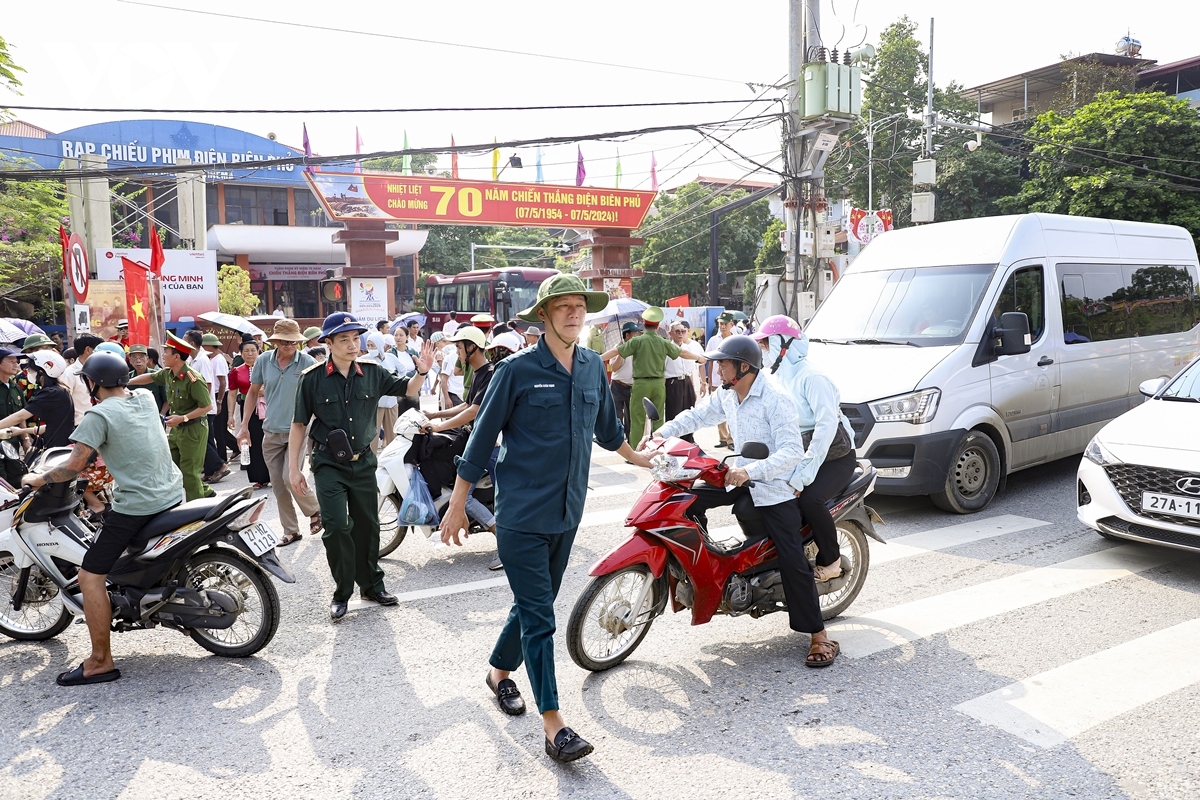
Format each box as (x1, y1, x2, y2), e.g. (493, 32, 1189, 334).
(1077, 355, 1200, 550)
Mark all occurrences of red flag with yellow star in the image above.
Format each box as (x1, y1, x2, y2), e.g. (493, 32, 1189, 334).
(120, 256, 151, 346)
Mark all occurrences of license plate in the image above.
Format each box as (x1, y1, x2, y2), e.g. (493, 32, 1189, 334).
(238, 522, 278, 557)
(1142, 492, 1200, 521)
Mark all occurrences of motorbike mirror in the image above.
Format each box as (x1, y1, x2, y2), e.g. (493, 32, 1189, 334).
(642, 397, 660, 421)
(739, 441, 770, 460)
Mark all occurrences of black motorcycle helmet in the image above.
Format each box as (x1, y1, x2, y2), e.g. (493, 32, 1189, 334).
(703, 334, 761, 389)
(80, 352, 130, 399)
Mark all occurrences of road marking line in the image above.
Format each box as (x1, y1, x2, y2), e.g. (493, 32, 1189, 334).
(387, 577, 510, 604)
(578, 507, 630, 528)
(831, 545, 1173, 659)
(589, 482, 647, 498)
(954, 618, 1200, 748)
(870, 515, 1051, 565)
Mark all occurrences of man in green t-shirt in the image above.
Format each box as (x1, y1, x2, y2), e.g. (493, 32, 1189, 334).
(22, 352, 184, 686)
(600, 307, 705, 445)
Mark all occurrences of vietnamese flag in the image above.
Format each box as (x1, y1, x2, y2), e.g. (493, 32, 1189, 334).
(121, 257, 151, 345)
(149, 225, 165, 277)
(666, 294, 689, 308)
(451, 135, 459, 179)
(58, 225, 70, 278)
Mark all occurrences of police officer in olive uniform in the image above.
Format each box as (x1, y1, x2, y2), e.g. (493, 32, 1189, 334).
(129, 332, 214, 501)
(288, 312, 433, 621)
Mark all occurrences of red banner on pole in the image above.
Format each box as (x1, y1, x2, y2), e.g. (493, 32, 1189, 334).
(305, 172, 657, 229)
(666, 294, 689, 308)
(120, 257, 151, 346)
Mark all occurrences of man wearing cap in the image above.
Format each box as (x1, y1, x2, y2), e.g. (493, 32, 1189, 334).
(664, 320, 704, 442)
(0, 347, 25, 486)
(129, 333, 214, 501)
(707, 312, 736, 447)
(438, 273, 653, 764)
(607, 321, 640, 439)
(109, 319, 129, 345)
(238, 319, 322, 547)
(289, 313, 433, 621)
(127, 344, 167, 414)
(600, 308, 704, 447)
(302, 327, 323, 353)
(520, 322, 542, 348)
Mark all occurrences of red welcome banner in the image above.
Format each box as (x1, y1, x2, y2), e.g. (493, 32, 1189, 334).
(305, 171, 657, 229)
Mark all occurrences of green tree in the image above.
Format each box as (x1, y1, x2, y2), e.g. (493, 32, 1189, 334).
(999, 91, 1200, 247)
(933, 145, 1023, 221)
(364, 152, 438, 175)
(0, 34, 24, 99)
(0, 154, 69, 321)
(217, 263, 260, 316)
(1050, 53, 1142, 115)
(743, 217, 786, 305)
(632, 182, 772, 305)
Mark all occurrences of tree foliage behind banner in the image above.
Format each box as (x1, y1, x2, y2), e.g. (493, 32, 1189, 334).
(0, 154, 69, 321)
(632, 182, 773, 306)
(999, 91, 1200, 248)
(217, 264, 260, 316)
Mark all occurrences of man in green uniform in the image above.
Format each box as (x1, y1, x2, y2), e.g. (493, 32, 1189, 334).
(288, 312, 432, 621)
(129, 332, 213, 501)
(0, 347, 26, 486)
(127, 344, 167, 414)
(601, 307, 704, 446)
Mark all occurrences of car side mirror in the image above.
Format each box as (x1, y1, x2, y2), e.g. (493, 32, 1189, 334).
(642, 397, 659, 421)
(1139, 377, 1168, 398)
(994, 312, 1031, 356)
(740, 441, 770, 460)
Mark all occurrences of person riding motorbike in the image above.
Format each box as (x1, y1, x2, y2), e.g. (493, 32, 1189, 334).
(639, 334, 840, 667)
(21, 352, 185, 685)
(752, 315, 858, 582)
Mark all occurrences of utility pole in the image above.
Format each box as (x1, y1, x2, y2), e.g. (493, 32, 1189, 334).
(785, 0, 820, 319)
(924, 17, 935, 158)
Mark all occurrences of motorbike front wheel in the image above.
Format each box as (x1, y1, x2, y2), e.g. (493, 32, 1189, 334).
(183, 551, 279, 657)
(378, 494, 411, 557)
(0, 552, 72, 641)
(567, 566, 663, 672)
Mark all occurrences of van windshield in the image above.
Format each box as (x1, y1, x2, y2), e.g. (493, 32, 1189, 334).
(807, 264, 997, 347)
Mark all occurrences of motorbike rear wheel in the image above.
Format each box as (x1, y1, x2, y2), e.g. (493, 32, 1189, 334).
(183, 550, 279, 657)
(378, 493, 410, 557)
(813, 520, 870, 620)
(0, 552, 72, 641)
(567, 566, 663, 672)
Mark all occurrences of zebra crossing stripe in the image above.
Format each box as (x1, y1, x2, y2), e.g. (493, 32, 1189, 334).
(870, 515, 1051, 565)
(831, 545, 1173, 659)
(954, 618, 1200, 748)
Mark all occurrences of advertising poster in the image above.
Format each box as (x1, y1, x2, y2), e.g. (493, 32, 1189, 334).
(85, 281, 126, 341)
(350, 279, 388, 328)
(96, 248, 218, 325)
(602, 278, 632, 299)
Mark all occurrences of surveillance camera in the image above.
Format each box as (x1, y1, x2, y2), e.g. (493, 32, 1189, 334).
(964, 139, 980, 152)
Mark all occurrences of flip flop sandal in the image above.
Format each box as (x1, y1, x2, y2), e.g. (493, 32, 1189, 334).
(805, 639, 839, 668)
(277, 532, 303, 547)
(309, 515, 324, 535)
(57, 663, 121, 686)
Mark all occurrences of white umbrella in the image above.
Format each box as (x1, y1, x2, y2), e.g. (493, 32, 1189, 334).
(0, 319, 26, 344)
(585, 297, 649, 327)
(198, 311, 260, 336)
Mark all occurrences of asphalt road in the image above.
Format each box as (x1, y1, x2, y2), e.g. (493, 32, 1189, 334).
(4, 427, 1199, 800)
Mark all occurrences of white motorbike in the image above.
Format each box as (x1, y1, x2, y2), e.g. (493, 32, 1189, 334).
(376, 408, 494, 557)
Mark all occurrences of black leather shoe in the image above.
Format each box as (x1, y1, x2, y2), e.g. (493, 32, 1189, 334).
(330, 599, 348, 621)
(361, 590, 399, 606)
(545, 727, 593, 763)
(486, 671, 526, 716)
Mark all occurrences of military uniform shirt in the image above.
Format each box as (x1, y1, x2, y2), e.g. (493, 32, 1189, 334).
(130, 368, 167, 412)
(293, 359, 413, 455)
(152, 364, 212, 417)
(616, 332, 681, 380)
(0, 377, 23, 419)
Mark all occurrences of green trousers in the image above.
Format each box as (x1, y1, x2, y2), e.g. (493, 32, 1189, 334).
(169, 420, 214, 502)
(312, 453, 385, 603)
(628, 377, 666, 445)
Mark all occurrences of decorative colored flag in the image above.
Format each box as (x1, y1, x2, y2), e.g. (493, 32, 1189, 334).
(666, 294, 689, 308)
(615, 148, 622, 189)
(575, 145, 586, 187)
(650, 152, 658, 192)
(120, 257, 151, 346)
(491, 139, 500, 181)
(302, 123, 315, 175)
(876, 209, 894, 232)
(149, 224, 165, 278)
(354, 127, 364, 174)
(451, 135, 459, 179)
(535, 147, 543, 183)
(58, 225, 70, 279)
(402, 130, 412, 176)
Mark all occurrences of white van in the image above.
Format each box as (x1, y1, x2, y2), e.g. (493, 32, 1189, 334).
(804, 213, 1200, 513)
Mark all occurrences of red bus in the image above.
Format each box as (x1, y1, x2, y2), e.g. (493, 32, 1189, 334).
(424, 268, 560, 332)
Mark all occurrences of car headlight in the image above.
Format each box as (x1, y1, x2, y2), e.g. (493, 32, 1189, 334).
(869, 388, 940, 424)
(1083, 437, 1121, 466)
(650, 454, 701, 484)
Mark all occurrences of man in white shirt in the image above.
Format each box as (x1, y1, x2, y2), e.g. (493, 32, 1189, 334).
(608, 322, 639, 440)
(64, 333, 102, 424)
(664, 321, 703, 443)
(184, 330, 227, 483)
(705, 312, 736, 448)
(438, 322, 465, 410)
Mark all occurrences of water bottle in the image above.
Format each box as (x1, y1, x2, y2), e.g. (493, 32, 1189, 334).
(240, 444, 251, 466)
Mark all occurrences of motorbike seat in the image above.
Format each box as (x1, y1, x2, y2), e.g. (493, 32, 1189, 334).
(137, 497, 223, 538)
(843, 465, 873, 497)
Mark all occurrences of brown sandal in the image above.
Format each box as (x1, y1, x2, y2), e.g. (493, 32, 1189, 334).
(277, 532, 303, 547)
(805, 638, 839, 668)
(309, 514, 324, 535)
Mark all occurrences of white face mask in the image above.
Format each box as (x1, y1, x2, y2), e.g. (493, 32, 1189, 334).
(766, 337, 784, 372)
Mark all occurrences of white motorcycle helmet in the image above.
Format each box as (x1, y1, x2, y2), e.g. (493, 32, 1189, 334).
(25, 349, 67, 379)
(486, 331, 523, 358)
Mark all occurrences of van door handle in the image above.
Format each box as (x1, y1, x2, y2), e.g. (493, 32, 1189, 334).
(1038, 356, 1054, 366)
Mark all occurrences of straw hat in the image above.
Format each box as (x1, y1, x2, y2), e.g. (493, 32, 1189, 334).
(267, 318, 307, 343)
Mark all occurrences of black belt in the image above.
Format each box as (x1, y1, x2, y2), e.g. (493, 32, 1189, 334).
(176, 416, 205, 427)
(612, 380, 631, 388)
(666, 376, 687, 383)
(313, 442, 372, 462)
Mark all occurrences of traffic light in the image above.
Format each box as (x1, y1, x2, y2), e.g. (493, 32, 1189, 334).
(321, 269, 346, 305)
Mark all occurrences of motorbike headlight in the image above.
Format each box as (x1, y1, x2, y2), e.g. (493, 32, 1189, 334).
(650, 454, 700, 484)
(869, 388, 941, 424)
(1083, 437, 1121, 467)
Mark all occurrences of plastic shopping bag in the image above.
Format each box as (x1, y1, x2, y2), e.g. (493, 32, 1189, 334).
(398, 467, 439, 526)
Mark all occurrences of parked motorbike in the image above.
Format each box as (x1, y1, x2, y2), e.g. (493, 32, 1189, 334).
(0, 446, 293, 657)
(566, 433, 883, 672)
(375, 408, 495, 556)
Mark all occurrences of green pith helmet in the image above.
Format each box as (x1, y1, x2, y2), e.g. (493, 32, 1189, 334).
(517, 273, 609, 323)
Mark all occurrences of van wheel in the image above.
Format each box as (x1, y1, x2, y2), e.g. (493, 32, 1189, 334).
(931, 431, 1001, 514)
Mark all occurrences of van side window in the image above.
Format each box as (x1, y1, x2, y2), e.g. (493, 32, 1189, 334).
(1057, 265, 1128, 344)
(1123, 264, 1199, 337)
(994, 266, 1045, 342)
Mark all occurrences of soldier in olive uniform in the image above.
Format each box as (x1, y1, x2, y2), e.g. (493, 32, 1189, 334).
(288, 313, 433, 621)
(0, 347, 26, 487)
(129, 332, 213, 501)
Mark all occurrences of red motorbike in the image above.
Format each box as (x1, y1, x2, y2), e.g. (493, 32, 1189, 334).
(566, 436, 883, 671)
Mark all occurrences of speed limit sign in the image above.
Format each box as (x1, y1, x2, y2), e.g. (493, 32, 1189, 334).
(67, 233, 89, 303)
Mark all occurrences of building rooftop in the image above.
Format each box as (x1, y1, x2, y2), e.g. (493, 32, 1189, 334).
(964, 53, 1154, 113)
(0, 119, 54, 139)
